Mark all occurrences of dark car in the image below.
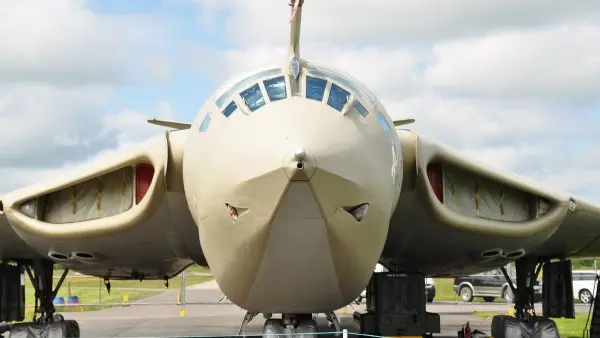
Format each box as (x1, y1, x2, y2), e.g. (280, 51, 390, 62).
(453, 268, 542, 303)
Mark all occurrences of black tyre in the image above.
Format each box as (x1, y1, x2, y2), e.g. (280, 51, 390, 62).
(483, 296, 495, 303)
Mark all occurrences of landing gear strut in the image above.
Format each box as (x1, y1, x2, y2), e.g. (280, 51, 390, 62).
(26, 260, 68, 324)
(492, 257, 561, 338)
(2, 259, 80, 337)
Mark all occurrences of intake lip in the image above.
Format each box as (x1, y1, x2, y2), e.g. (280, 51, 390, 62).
(343, 203, 370, 222)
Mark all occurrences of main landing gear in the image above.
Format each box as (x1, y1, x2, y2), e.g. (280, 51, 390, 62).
(491, 256, 571, 338)
(0, 259, 80, 338)
(238, 311, 341, 338)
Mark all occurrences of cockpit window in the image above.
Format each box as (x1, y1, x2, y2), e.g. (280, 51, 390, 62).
(222, 101, 237, 117)
(353, 100, 369, 117)
(327, 83, 350, 112)
(306, 66, 376, 105)
(263, 76, 287, 102)
(240, 84, 266, 112)
(199, 113, 212, 133)
(376, 112, 391, 133)
(215, 68, 282, 108)
(306, 76, 327, 102)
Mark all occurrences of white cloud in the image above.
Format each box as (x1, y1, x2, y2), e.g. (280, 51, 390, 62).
(0, 100, 174, 194)
(0, 0, 177, 194)
(194, 0, 600, 45)
(0, 84, 116, 167)
(424, 24, 600, 101)
(0, 0, 173, 86)
(102, 101, 175, 147)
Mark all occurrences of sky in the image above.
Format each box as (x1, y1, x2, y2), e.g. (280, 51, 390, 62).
(1, 0, 600, 203)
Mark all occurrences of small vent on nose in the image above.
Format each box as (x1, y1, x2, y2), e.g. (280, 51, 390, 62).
(225, 203, 249, 222)
(226, 203, 238, 220)
(343, 203, 369, 222)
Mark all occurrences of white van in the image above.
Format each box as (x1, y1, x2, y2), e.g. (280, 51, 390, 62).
(355, 264, 436, 303)
(572, 270, 599, 304)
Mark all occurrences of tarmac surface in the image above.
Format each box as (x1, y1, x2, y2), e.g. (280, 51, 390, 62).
(13, 280, 596, 337)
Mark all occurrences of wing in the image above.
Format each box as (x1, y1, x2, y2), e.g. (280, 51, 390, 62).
(0, 130, 204, 279)
(384, 129, 600, 276)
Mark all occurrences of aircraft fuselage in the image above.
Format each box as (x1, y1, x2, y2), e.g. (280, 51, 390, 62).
(182, 60, 402, 313)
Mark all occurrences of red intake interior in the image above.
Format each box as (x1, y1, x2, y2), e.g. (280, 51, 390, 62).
(136, 164, 155, 204)
(426, 163, 444, 203)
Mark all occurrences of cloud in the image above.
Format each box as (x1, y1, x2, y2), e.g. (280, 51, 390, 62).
(194, 0, 600, 45)
(0, 99, 173, 194)
(102, 101, 175, 147)
(424, 24, 600, 101)
(0, 1, 178, 194)
(0, 84, 117, 167)
(0, 0, 174, 86)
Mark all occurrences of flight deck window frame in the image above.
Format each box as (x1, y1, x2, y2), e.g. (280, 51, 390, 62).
(239, 83, 267, 112)
(263, 76, 288, 102)
(221, 100, 238, 118)
(353, 100, 369, 118)
(215, 68, 283, 109)
(198, 112, 212, 133)
(303, 71, 372, 118)
(376, 111, 391, 133)
(327, 82, 351, 112)
(305, 75, 328, 102)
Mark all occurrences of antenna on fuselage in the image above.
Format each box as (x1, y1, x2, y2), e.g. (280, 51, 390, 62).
(287, 0, 304, 81)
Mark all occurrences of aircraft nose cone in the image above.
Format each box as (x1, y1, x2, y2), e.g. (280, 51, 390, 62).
(283, 147, 316, 181)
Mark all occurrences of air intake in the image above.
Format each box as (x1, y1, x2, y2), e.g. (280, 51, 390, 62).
(343, 203, 369, 222)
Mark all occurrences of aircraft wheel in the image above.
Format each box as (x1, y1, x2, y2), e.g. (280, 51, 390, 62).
(459, 286, 473, 302)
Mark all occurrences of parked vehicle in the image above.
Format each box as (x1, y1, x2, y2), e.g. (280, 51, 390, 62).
(572, 270, 599, 304)
(355, 264, 436, 304)
(453, 268, 542, 303)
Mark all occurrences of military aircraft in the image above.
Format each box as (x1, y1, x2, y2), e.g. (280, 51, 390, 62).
(0, 1, 598, 337)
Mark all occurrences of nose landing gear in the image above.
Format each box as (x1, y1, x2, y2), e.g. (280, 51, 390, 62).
(238, 311, 341, 338)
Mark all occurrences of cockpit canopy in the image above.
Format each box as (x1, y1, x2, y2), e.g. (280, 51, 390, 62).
(199, 63, 393, 135)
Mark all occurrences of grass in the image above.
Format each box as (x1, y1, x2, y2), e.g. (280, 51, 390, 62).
(474, 312, 592, 338)
(21, 264, 213, 319)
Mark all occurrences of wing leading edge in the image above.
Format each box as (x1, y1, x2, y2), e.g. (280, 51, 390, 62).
(384, 130, 600, 276)
(0, 130, 203, 279)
